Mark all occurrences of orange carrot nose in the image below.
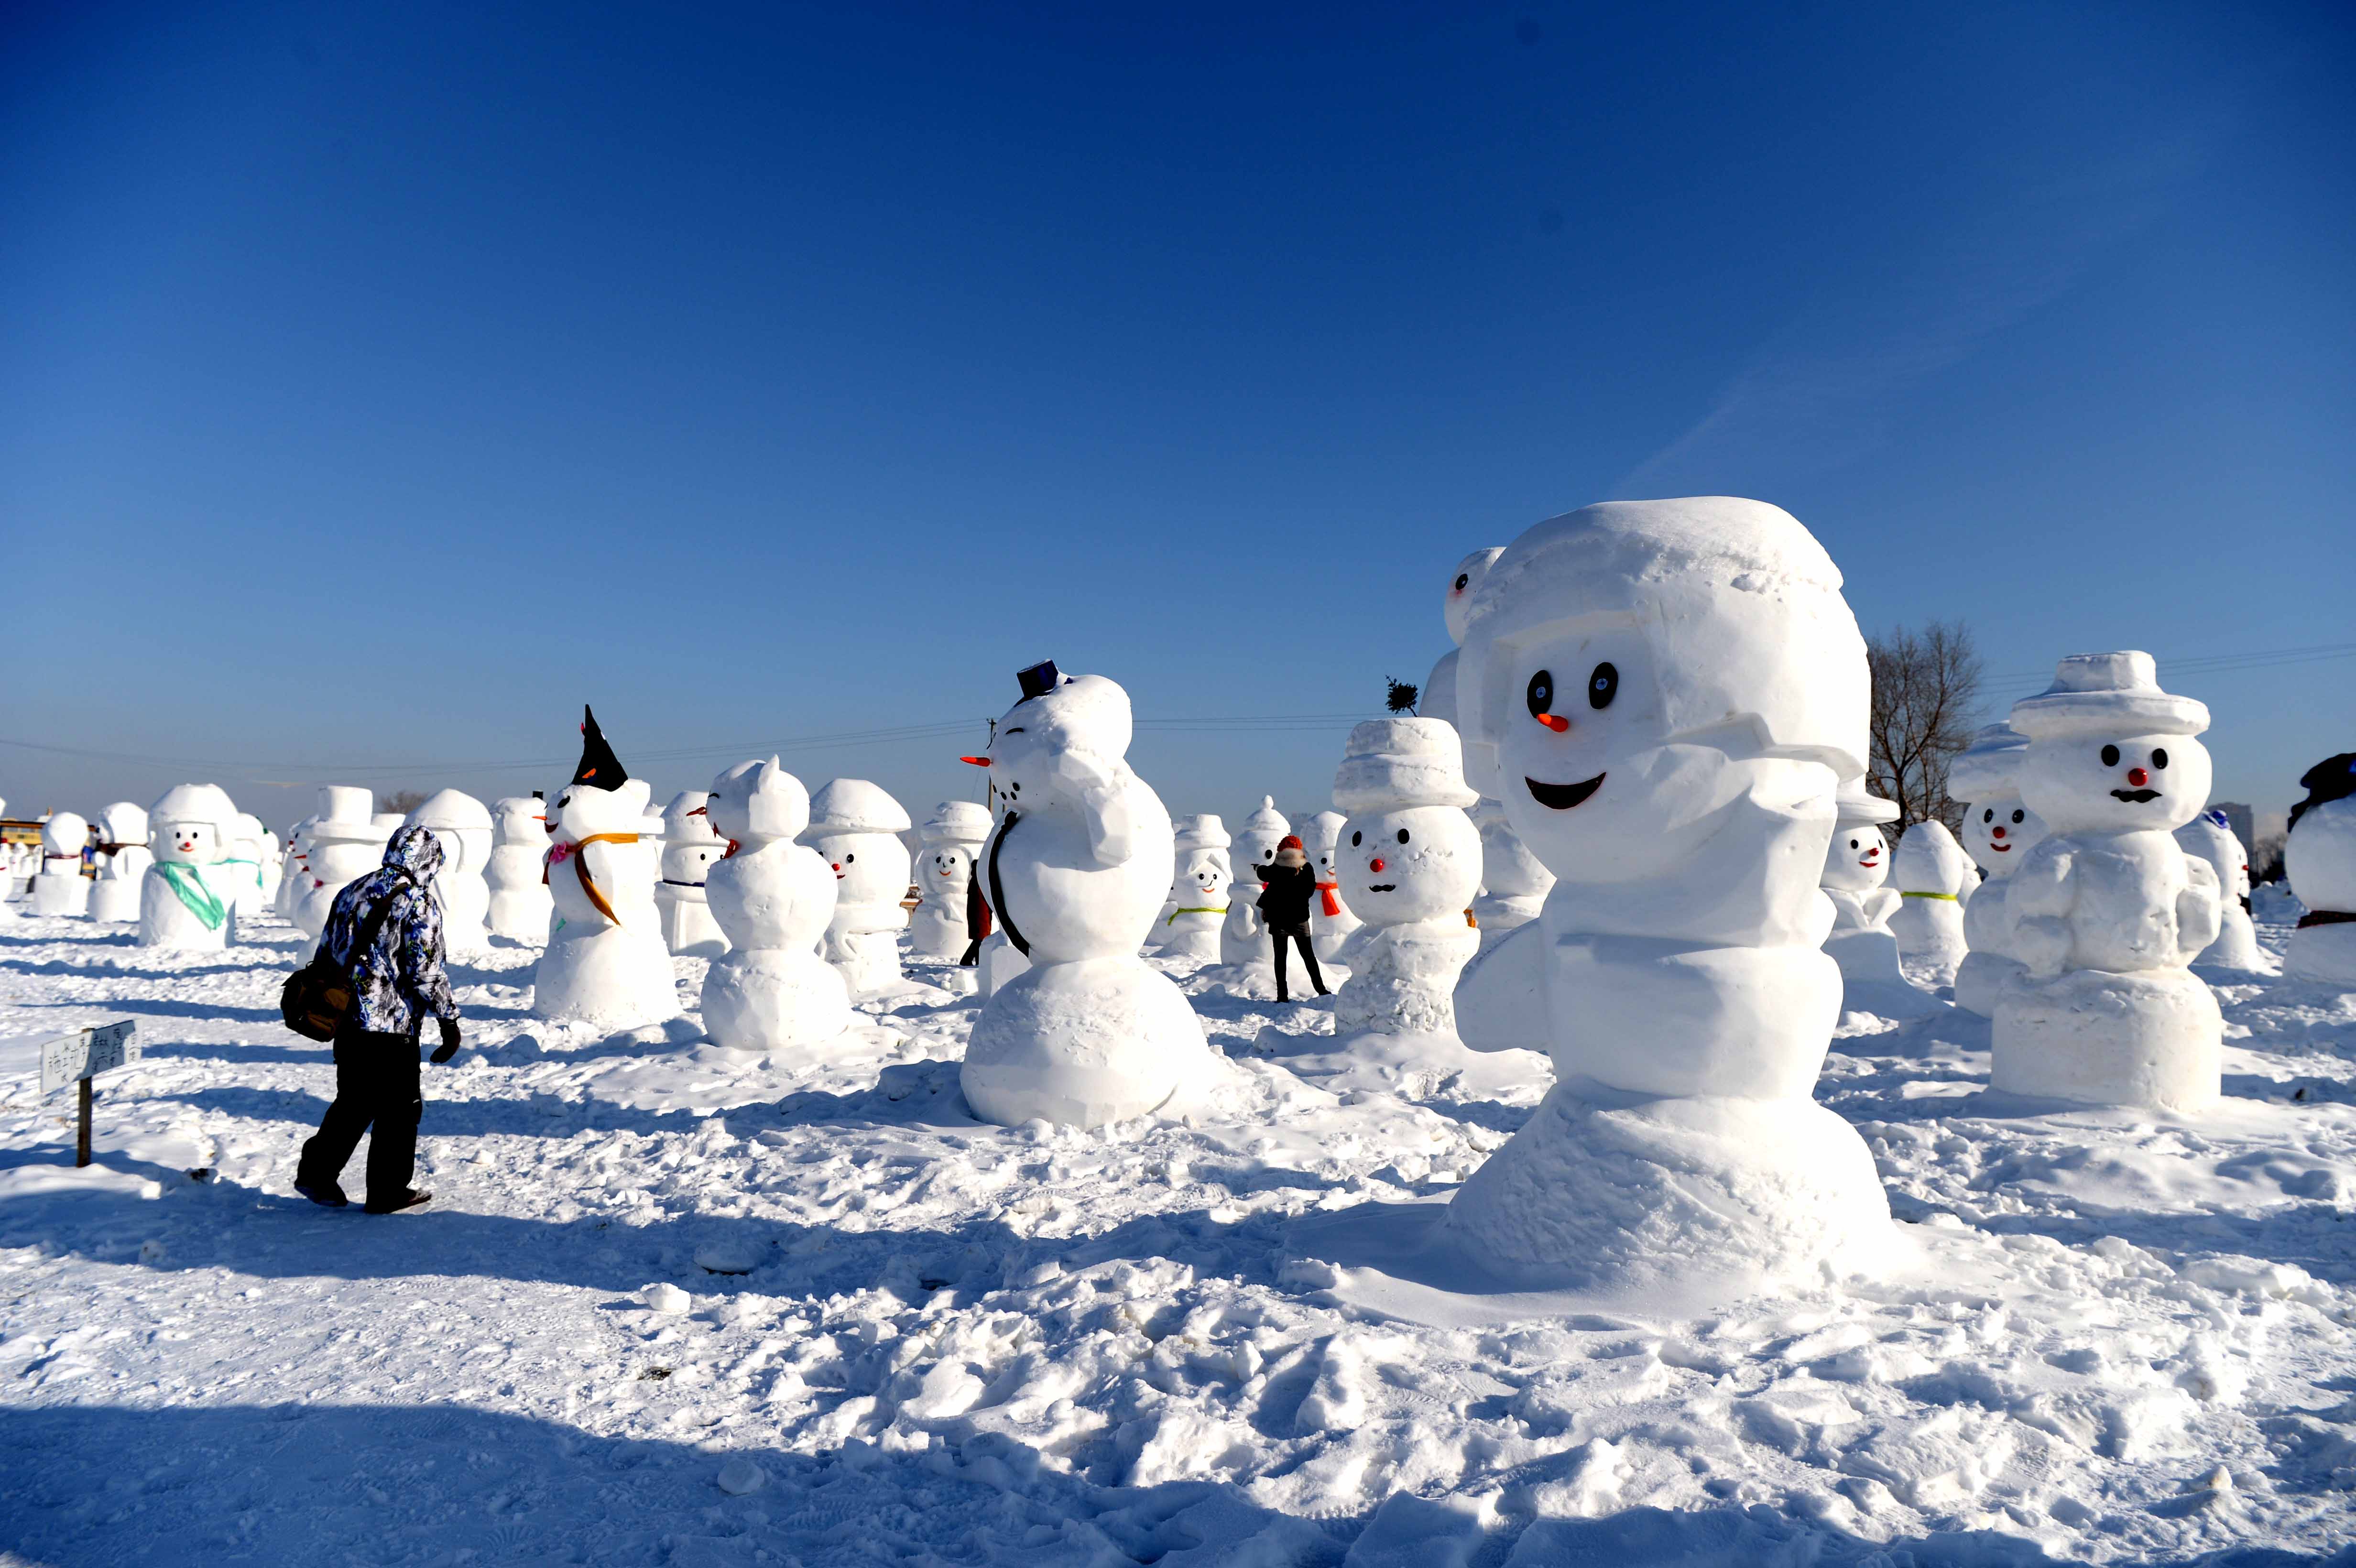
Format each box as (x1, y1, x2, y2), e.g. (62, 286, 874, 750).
(1536, 713, 1569, 732)
(960, 755, 991, 766)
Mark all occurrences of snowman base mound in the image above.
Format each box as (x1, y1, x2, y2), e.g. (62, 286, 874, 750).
(2284, 925, 2356, 987)
(962, 955, 1207, 1130)
(1434, 1082, 1892, 1303)
(1992, 967, 2222, 1112)
(87, 882, 140, 923)
(531, 927, 681, 1031)
(701, 947, 853, 1051)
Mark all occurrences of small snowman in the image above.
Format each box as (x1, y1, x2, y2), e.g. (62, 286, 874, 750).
(654, 790, 730, 958)
(960, 662, 1208, 1129)
(292, 787, 388, 950)
(531, 708, 678, 1030)
(910, 801, 991, 961)
(87, 802, 152, 922)
(1819, 781, 1909, 994)
(220, 813, 273, 917)
(800, 780, 915, 997)
(1301, 809, 1362, 963)
(1887, 819, 1974, 980)
(405, 789, 495, 954)
(1159, 814, 1233, 962)
(701, 757, 852, 1051)
(486, 795, 555, 942)
(273, 816, 313, 920)
(1993, 653, 2222, 1111)
(1951, 723, 2051, 1016)
(1218, 797, 1292, 985)
(31, 813, 90, 917)
(2283, 752, 2356, 985)
(2176, 809, 2264, 971)
(139, 783, 244, 950)
(1330, 719, 1483, 1036)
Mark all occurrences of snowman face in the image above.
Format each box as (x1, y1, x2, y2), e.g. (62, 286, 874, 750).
(153, 821, 219, 864)
(1821, 826, 1889, 891)
(662, 840, 724, 882)
(1340, 805, 1481, 924)
(1962, 799, 2048, 876)
(810, 832, 906, 905)
(2023, 731, 2211, 834)
(1313, 840, 1341, 879)
(1442, 548, 1505, 646)
(1235, 832, 1286, 880)
(1179, 848, 1230, 902)
(918, 846, 974, 896)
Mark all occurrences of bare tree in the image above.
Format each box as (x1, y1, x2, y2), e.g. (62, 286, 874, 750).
(378, 790, 428, 817)
(1385, 677, 1419, 715)
(1865, 620, 1982, 837)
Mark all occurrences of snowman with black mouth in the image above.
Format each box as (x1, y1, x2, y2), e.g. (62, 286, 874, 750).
(1443, 497, 1892, 1300)
(1993, 652, 2221, 1111)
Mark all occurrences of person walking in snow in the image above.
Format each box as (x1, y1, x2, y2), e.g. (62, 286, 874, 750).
(1252, 834, 1329, 1003)
(294, 825, 463, 1214)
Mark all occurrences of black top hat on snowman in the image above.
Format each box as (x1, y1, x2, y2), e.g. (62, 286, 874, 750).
(1016, 660, 1063, 702)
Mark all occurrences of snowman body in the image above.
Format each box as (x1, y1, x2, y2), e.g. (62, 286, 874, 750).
(911, 801, 990, 960)
(700, 760, 851, 1050)
(139, 784, 243, 950)
(654, 791, 730, 958)
(1301, 810, 1363, 962)
(1442, 498, 1892, 1298)
(1329, 721, 1482, 1035)
(532, 778, 677, 1029)
(962, 670, 1207, 1129)
(486, 797, 555, 942)
(1887, 820, 1973, 978)
(1992, 653, 2221, 1111)
(2175, 813, 2263, 971)
(219, 813, 272, 918)
(88, 803, 152, 922)
(1952, 726, 2051, 1015)
(406, 790, 494, 954)
(1218, 798, 1292, 973)
(1820, 788, 1909, 994)
(31, 813, 90, 917)
(2284, 758, 2356, 984)
(801, 780, 914, 997)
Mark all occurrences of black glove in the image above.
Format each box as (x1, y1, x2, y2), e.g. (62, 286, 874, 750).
(430, 1016, 461, 1065)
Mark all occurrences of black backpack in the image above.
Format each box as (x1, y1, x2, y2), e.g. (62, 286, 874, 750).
(279, 875, 411, 1042)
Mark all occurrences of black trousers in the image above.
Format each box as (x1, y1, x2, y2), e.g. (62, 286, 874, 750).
(1269, 922, 1327, 999)
(297, 1029, 422, 1203)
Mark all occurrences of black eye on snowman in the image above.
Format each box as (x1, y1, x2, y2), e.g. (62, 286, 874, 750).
(1453, 572, 1470, 591)
(2100, 744, 2121, 767)
(1350, 830, 1362, 847)
(2010, 809, 2025, 824)
(1526, 671, 1554, 717)
(2151, 749, 2168, 769)
(1396, 828, 1410, 845)
(1588, 662, 1618, 709)
(844, 853, 854, 862)
(1982, 808, 1994, 823)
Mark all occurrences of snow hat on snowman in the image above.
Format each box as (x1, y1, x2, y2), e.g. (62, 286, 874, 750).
(1173, 814, 1232, 853)
(305, 785, 383, 847)
(923, 801, 992, 848)
(1834, 779, 1899, 828)
(1334, 719, 1481, 812)
(2009, 652, 2208, 742)
(803, 779, 912, 838)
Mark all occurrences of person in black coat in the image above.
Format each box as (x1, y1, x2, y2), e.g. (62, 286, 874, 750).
(1254, 835, 1329, 1003)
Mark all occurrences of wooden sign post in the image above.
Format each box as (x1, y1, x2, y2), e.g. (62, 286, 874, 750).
(40, 1021, 139, 1168)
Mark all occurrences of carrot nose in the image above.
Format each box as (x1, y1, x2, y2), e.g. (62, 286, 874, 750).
(960, 755, 991, 767)
(1535, 713, 1569, 732)
(2127, 767, 2149, 787)
(1370, 857, 1386, 872)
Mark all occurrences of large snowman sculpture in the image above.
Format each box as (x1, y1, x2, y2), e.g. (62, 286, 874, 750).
(1820, 781, 1909, 995)
(654, 790, 730, 958)
(140, 784, 245, 950)
(1951, 723, 2050, 1016)
(405, 789, 494, 953)
(1301, 809, 1363, 963)
(1218, 797, 1293, 981)
(1887, 819, 1974, 980)
(1446, 498, 1893, 1298)
(2175, 810, 2264, 971)
(960, 662, 1208, 1129)
(31, 813, 90, 916)
(1330, 719, 1483, 1035)
(1991, 653, 2221, 1111)
(87, 802, 152, 923)
(700, 758, 852, 1051)
(292, 788, 389, 952)
(486, 795, 555, 941)
(531, 708, 678, 1029)
(1160, 814, 1233, 961)
(2283, 752, 2356, 984)
(910, 801, 990, 960)
(800, 780, 914, 996)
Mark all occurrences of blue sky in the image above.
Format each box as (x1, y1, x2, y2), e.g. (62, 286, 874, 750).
(4, 0, 2351, 835)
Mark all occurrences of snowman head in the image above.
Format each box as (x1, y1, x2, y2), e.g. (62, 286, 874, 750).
(1442, 547, 1505, 646)
(404, 790, 492, 876)
(801, 780, 913, 905)
(1962, 800, 2048, 876)
(492, 796, 550, 845)
(707, 758, 808, 848)
(1171, 814, 1233, 901)
(147, 784, 239, 865)
(1332, 719, 1482, 925)
(1458, 499, 1867, 884)
(1822, 825, 1889, 891)
(99, 802, 149, 848)
(983, 669, 1133, 815)
(919, 844, 975, 896)
(40, 813, 89, 858)
(552, 776, 654, 840)
(2012, 654, 2210, 836)
(1303, 810, 1348, 881)
(1233, 797, 1289, 878)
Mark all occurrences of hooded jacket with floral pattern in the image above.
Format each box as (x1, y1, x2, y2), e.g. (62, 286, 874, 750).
(319, 826, 459, 1038)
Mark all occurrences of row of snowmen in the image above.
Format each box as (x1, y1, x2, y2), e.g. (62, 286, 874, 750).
(0, 790, 284, 938)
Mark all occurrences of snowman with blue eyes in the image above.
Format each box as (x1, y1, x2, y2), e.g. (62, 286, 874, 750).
(1951, 723, 2051, 1015)
(1992, 653, 2221, 1111)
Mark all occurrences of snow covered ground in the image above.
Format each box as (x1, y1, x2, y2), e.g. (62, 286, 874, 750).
(1, 911, 2352, 1567)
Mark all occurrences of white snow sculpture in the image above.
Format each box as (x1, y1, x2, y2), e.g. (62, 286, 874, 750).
(531, 709, 677, 1029)
(911, 801, 991, 960)
(1329, 720, 1482, 1035)
(801, 780, 914, 996)
(1952, 723, 2050, 1017)
(1302, 809, 1362, 962)
(961, 662, 1208, 1128)
(1419, 546, 1504, 740)
(219, 813, 272, 917)
(2176, 810, 2263, 971)
(1991, 653, 2221, 1112)
(1820, 782, 1912, 995)
(31, 813, 90, 916)
(1446, 497, 1892, 1297)
(87, 802, 152, 923)
(1160, 814, 1232, 961)
(273, 816, 313, 920)
(1426, 547, 1554, 944)
(1887, 819, 1974, 979)
(291, 788, 387, 949)
(654, 791, 730, 958)
(2282, 753, 2356, 984)
(405, 789, 494, 954)
(700, 757, 851, 1051)
(140, 784, 244, 950)
(486, 796, 554, 942)
(1217, 797, 1292, 979)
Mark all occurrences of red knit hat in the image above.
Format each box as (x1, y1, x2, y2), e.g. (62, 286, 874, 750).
(1277, 834, 1304, 850)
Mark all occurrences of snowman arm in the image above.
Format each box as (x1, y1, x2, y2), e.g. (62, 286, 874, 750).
(1862, 888, 1901, 925)
(2177, 858, 2221, 958)
(1048, 748, 1136, 866)
(1453, 920, 1546, 1054)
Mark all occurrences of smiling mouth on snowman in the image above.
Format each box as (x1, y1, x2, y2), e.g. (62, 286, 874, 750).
(2111, 788, 2162, 803)
(1525, 773, 1603, 810)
